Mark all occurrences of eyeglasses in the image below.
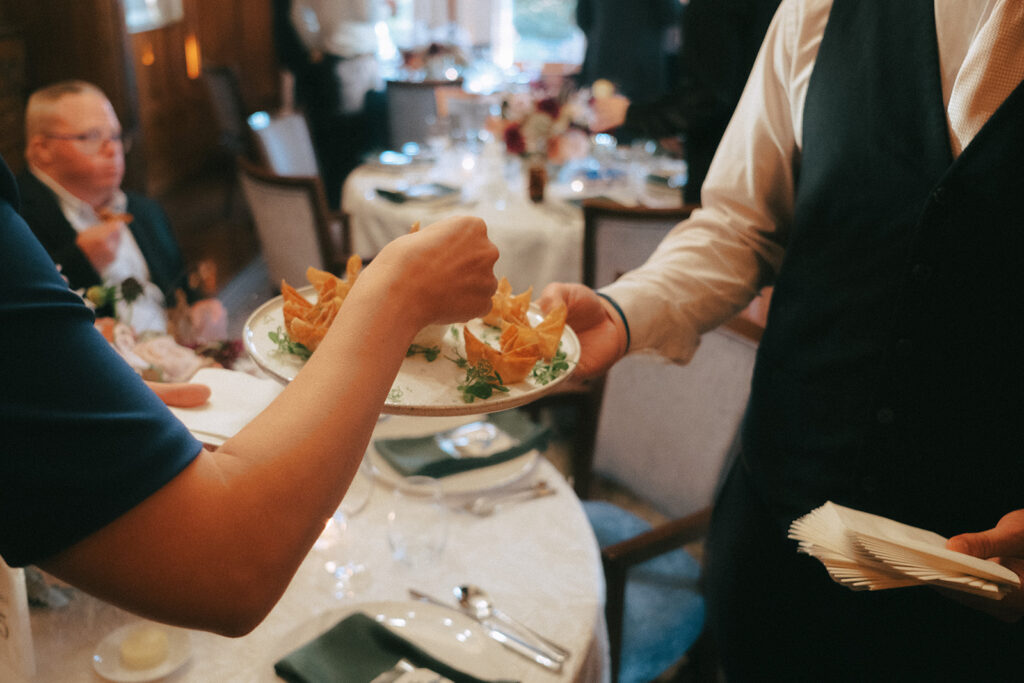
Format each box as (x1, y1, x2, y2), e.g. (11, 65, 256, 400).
(44, 130, 133, 155)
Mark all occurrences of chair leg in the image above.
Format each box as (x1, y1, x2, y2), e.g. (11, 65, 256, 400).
(603, 557, 628, 683)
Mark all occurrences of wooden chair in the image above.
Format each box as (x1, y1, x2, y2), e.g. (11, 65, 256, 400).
(575, 198, 767, 683)
(201, 65, 257, 216)
(235, 156, 350, 288)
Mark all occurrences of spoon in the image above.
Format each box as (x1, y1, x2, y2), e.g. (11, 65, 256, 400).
(461, 480, 555, 516)
(454, 584, 571, 662)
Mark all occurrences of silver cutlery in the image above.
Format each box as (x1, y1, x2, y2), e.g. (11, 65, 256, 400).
(370, 659, 450, 683)
(455, 584, 571, 662)
(370, 659, 415, 683)
(456, 480, 556, 517)
(407, 588, 563, 673)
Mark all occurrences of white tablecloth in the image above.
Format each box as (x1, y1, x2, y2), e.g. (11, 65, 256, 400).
(6, 415, 609, 683)
(342, 145, 683, 294)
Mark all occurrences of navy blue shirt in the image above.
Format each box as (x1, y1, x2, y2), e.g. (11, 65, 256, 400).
(0, 158, 202, 567)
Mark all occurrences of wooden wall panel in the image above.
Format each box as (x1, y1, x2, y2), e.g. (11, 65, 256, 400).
(0, 0, 277, 194)
(1, 0, 141, 186)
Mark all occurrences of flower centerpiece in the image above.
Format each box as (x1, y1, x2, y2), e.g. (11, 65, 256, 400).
(499, 84, 592, 163)
(496, 83, 592, 201)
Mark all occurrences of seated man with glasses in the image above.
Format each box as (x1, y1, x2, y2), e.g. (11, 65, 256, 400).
(17, 80, 226, 346)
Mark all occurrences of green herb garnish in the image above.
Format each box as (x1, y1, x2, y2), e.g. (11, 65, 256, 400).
(456, 359, 510, 403)
(268, 327, 312, 359)
(531, 347, 570, 385)
(406, 343, 441, 362)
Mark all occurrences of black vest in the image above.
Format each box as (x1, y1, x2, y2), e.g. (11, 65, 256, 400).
(740, 0, 1024, 536)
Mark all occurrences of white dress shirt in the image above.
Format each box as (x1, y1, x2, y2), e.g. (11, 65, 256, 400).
(30, 167, 168, 333)
(290, 0, 385, 58)
(603, 0, 1007, 365)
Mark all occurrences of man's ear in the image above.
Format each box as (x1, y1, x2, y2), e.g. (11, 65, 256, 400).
(25, 135, 54, 168)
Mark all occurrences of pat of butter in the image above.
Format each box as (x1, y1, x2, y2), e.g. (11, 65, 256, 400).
(119, 625, 169, 670)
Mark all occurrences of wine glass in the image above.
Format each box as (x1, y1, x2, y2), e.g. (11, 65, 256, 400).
(317, 454, 375, 598)
(386, 475, 448, 569)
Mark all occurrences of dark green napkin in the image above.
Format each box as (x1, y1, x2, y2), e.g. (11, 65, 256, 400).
(375, 183, 458, 204)
(274, 612, 516, 683)
(374, 410, 549, 478)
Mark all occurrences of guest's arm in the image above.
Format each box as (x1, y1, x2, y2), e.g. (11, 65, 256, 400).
(37, 216, 498, 637)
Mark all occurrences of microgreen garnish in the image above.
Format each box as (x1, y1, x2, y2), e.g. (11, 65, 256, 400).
(268, 327, 312, 359)
(456, 359, 510, 403)
(531, 348, 570, 385)
(406, 343, 441, 362)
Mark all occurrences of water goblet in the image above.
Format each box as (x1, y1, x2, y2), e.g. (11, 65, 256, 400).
(386, 475, 448, 568)
(317, 455, 375, 598)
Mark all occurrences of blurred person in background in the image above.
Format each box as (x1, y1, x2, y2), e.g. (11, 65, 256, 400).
(285, 0, 394, 208)
(576, 0, 682, 103)
(590, 0, 781, 204)
(18, 80, 227, 347)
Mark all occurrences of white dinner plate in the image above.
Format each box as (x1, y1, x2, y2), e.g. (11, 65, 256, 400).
(92, 622, 192, 682)
(243, 288, 580, 416)
(276, 600, 515, 679)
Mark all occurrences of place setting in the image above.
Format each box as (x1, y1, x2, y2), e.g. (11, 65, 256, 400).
(272, 582, 572, 682)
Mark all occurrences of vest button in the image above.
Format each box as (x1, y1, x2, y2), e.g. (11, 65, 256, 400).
(876, 407, 895, 424)
(911, 263, 932, 281)
(932, 186, 948, 205)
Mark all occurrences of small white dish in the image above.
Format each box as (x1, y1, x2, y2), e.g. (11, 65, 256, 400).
(92, 622, 192, 682)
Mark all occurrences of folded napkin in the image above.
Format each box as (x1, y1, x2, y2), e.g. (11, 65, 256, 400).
(375, 183, 459, 204)
(789, 501, 1021, 598)
(274, 612, 515, 683)
(374, 410, 549, 478)
(167, 368, 284, 445)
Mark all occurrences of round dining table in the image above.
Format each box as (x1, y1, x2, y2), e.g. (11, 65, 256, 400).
(3, 414, 610, 683)
(342, 142, 684, 294)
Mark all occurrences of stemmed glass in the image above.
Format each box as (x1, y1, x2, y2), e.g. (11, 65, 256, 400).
(316, 454, 375, 599)
(386, 475, 448, 569)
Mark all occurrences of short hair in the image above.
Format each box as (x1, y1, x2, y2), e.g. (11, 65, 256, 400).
(25, 80, 108, 140)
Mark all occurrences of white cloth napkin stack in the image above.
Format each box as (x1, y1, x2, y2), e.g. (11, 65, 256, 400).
(788, 501, 1020, 599)
(168, 368, 284, 445)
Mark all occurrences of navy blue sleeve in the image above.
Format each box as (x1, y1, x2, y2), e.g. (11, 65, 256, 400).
(0, 197, 203, 567)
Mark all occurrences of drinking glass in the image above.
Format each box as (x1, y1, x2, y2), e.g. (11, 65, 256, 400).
(386, 476, 448, 568)
(317, 455, 375, 598)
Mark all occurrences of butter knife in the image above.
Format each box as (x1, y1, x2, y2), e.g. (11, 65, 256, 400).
(407, 589, 563, 673)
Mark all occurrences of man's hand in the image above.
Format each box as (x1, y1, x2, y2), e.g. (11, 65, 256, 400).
(145, 381, 211, 407)
(76, 219, 124, 272)
(942, 510, 1024, 621)
(537, 283, 627, 379)
(189, 298, 229, 345)
(591, 94, 631, 133)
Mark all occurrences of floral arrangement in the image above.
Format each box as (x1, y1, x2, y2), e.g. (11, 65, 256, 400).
(497, 83, 592, 165)
(82, 276, 145, 312)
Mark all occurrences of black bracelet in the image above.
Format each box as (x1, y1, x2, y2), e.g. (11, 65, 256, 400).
(596, 291, 631, 353)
